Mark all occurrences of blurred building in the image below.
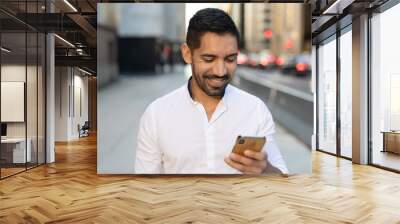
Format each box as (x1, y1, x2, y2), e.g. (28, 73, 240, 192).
(270, 4, 311, 56)
(244, 4, 273, 52)
(98, 4, 119, 87)
(115, 4, 185, 74)
(230, 3, 311, 56)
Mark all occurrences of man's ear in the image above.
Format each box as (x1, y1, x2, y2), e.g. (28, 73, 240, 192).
(180, 43, 192, 64)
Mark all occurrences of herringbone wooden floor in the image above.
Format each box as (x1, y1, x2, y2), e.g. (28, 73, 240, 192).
(1, 134, 399, 224)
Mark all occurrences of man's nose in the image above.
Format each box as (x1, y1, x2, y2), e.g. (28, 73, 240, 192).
(212, 60, 227, 76)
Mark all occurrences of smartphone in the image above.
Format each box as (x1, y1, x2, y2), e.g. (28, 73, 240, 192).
(231, 136, 266, 156)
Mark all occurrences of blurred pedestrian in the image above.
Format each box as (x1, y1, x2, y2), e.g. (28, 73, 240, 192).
(162, 42, 173, 73)
(154, 40, 162, 73)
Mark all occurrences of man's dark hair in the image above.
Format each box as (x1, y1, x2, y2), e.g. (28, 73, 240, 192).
(186, 8, 240, 50)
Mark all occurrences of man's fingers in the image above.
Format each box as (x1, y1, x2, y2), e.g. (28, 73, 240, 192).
(225, 151, 267, 174)
(244, 150, 266, 161)
(224, 157, 245, 172)
(224, 157, 263, 174)
(229, 153, 255, 166)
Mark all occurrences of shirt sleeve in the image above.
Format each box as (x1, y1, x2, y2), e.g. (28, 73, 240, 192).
(256, 100, 289, 174)
(135, 103, 163, 173)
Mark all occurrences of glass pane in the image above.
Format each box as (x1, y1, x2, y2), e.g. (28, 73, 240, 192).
(27, 0, 39, 168)
(1, 31, 27, 177)
(38, 33, 45, 165)
(371, 4, 400, 171)
(27, 31, 38, 169)
(340, 29, 352, 158)
(318, 37, 337, 154)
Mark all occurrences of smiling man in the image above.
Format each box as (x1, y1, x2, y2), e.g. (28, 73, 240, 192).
(135, 8, 288, 174)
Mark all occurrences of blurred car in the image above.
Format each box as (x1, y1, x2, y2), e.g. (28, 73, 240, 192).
(293, 53, 311, 76)
(277, 54, 296, 74)
(237, 51, 249, 65)
(258, 50, 277, 69)
(247, 52, 260, 68)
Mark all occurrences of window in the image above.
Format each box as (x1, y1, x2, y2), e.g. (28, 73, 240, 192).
(370, 3, 400, 171)
(317, 36, 337, 154)
(339, 27, 352, 158)
(0, 1, 46, 179)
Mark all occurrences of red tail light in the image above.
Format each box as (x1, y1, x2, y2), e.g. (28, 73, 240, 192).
(276, 57, 284, 66)
(296, 63, 308, 72)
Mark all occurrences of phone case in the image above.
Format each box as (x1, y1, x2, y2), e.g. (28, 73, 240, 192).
(231, 136, 266, 156)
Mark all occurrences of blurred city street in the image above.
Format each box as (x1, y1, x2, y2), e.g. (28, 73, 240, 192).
(98, 65, 311, 174)
(97, 3, 313, 174)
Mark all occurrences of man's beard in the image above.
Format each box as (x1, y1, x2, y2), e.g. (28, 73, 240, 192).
(192, 65, 232, 97)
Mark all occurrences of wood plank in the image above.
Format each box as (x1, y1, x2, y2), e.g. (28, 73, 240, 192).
(0, 134, 399, 223)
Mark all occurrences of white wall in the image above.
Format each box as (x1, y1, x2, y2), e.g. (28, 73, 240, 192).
(55, 66, 69, 141)
(1, 66, 26, 127)
(55, 67, 89, 141)
(72, 73, 89, 138)
(1, 63, 46, 164)
(1, 65, 38, 138)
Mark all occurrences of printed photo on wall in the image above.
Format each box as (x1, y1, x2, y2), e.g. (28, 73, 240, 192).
(97, 3, 312, 175)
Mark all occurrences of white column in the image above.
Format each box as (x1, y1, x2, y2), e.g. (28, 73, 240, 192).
(45, 1, 56, 163)
(46, 32, 55, 163)
(352, 14, 369, 164)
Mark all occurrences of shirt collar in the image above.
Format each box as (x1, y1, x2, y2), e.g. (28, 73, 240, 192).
(185, 76, 230, 109)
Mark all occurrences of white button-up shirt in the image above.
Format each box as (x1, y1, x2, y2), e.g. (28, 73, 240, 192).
(135, 79, 288, 174)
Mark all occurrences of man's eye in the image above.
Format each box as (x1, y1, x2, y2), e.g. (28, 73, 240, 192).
(203, 57, 214, 62)
(226, 56, 237, 62)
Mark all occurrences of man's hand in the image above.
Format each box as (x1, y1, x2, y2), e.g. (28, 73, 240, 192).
(224, 150, 267, 174)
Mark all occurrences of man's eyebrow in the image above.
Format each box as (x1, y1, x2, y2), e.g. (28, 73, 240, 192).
(225, 53, 238, 58)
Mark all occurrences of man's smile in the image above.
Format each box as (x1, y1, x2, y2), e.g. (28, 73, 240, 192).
(206, 77, 228, 88)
